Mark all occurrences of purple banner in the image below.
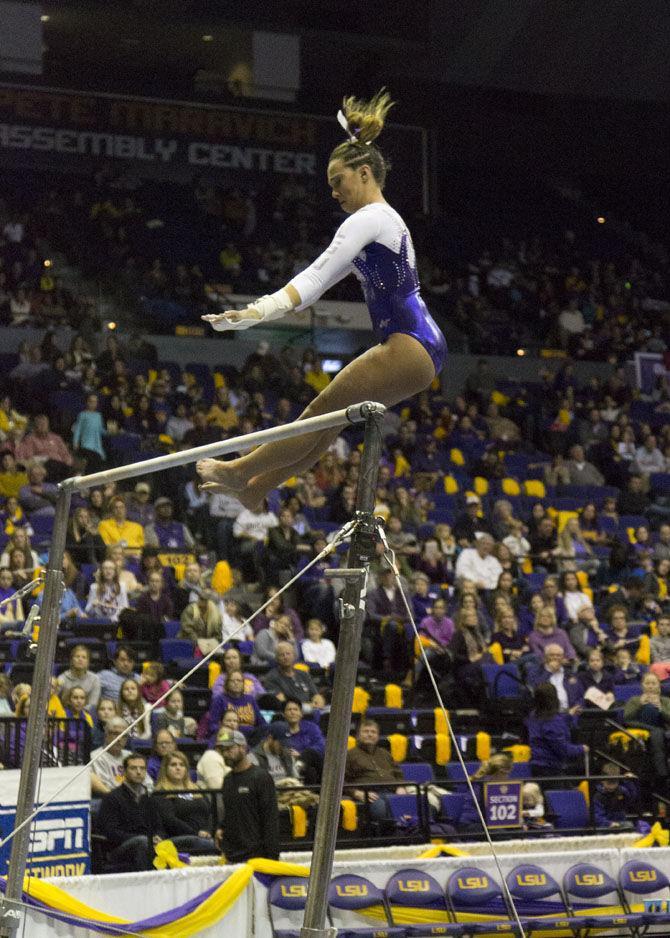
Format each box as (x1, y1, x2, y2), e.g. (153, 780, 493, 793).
(484, 780, 522, 829)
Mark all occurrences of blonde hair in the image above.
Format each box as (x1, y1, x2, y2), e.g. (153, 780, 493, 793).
(155, 751, 199, 792)
(330, 89, 395, 187)
(522, 782, 543, 806)
(341, 89, 394, 144)
(471, 752, 513, 781)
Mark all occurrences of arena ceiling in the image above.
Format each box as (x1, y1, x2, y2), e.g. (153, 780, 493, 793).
(32, 0, 670, 103)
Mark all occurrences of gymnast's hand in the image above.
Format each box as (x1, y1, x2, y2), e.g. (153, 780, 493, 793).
(202, 307, 262, 331)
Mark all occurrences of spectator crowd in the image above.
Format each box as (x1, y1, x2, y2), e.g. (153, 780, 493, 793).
(1, 163, 670, 868)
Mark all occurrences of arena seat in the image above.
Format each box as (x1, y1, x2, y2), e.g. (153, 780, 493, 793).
(445, 865, 515, 933)
(505, 863, 584, 934)
(366, 708, 415, 735)
(613, 683, 642, 703)
(387, 793, 426, 834)
(159, 638, 195, 662)
(400, 763, 435, 784)
(70, 619, 117, 642)
(28, 513, 54, 547)
(544, 790, 589, 830)
(439, 793, 465, 827)
(445, 762, 479, 785)
(619, 858, 670, 931)
(327, 873, 406, 937)
(562, 862, 644, 936)
(267, 875, 311, 938)
(385, 867, 460, 936)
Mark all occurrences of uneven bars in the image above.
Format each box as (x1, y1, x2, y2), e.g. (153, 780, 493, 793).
(61, 401, 381, 493)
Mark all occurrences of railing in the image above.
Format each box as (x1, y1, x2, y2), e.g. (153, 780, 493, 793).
(92, 772, 647, 872)
(0, 717, 91, 769)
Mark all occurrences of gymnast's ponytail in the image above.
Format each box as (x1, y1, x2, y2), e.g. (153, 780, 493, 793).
(341, 88, 394, 145)
(331, 88, 395, 187)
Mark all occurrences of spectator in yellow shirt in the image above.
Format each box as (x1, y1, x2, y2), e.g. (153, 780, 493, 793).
(0, 451, 28, 499)
(207, 386, 239, 432)
(98, 495, 145, 557)
(304, 358, 331, 394)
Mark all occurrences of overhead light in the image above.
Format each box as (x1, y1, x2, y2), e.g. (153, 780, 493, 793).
(43, 258, 52, 268)
(516, 349, 526, 357)
(596, 216, 606, 225)
(202, 34, 214, 42)
(41, 14, 49, 22)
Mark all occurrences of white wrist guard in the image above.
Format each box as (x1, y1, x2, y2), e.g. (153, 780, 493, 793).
(209, 288, 294, 332)
(253, 289, 294, 322)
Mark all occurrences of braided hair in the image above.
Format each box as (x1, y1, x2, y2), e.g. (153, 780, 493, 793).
(330, 89, 395, 188)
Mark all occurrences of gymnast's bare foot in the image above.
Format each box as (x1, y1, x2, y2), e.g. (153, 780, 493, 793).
(196, 458, 246, 492)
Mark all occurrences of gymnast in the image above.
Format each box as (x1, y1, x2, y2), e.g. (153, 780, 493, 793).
(197, 90, 447, 508)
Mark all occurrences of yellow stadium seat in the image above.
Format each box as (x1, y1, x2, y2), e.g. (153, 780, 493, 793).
(213, 371, 225, 388)
(210, 560, 233, 594)
(347, 735, 356, 750)
(444, 475, 460, 494)
(208, 661, 222, 689)
(578, 779, 590, 807)
(388, 733, 409, 763)
(434, 708, 449, 736)
(502, 478, 521, 496)
(555, 510, 578, 533)
(385, 684, 403, 708)
(503, 744, 531, 763)
(576, 570, 589, 589)
(289, 804, 308, 838)
(636, 634, 651, 665)
(435, 733, 451, 765)
(650, 620, 658, 637)
(475, 732, 491, 761)
(491, 390, 510, 406)
(450, 448, 465, 466)
(524, 480, 546, 498)
(474, 476, 489, 496)
(340, 799, 358, 832)
(352, 686, 370, 713)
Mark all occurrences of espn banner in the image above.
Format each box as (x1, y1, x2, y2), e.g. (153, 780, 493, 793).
(0, 766, 91, 878)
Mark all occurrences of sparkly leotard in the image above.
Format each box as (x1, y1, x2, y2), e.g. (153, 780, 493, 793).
(290, 203, 447, 374)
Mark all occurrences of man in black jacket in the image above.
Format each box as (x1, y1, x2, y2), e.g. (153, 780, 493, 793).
(216, 730, 280, 862)
(96, 753, 160, 871)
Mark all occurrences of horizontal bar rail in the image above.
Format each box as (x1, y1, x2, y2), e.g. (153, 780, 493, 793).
(61, 401, 384, 492)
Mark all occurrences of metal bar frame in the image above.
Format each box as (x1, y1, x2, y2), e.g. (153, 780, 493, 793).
(0, 401, 384, 938)
(300, 405, 385, 938)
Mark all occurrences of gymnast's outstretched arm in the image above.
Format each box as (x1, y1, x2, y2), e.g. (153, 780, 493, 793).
(202, 206, 382, 330)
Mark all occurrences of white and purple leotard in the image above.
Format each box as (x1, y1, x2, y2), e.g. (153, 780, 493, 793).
(290, 203, 447, 374)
